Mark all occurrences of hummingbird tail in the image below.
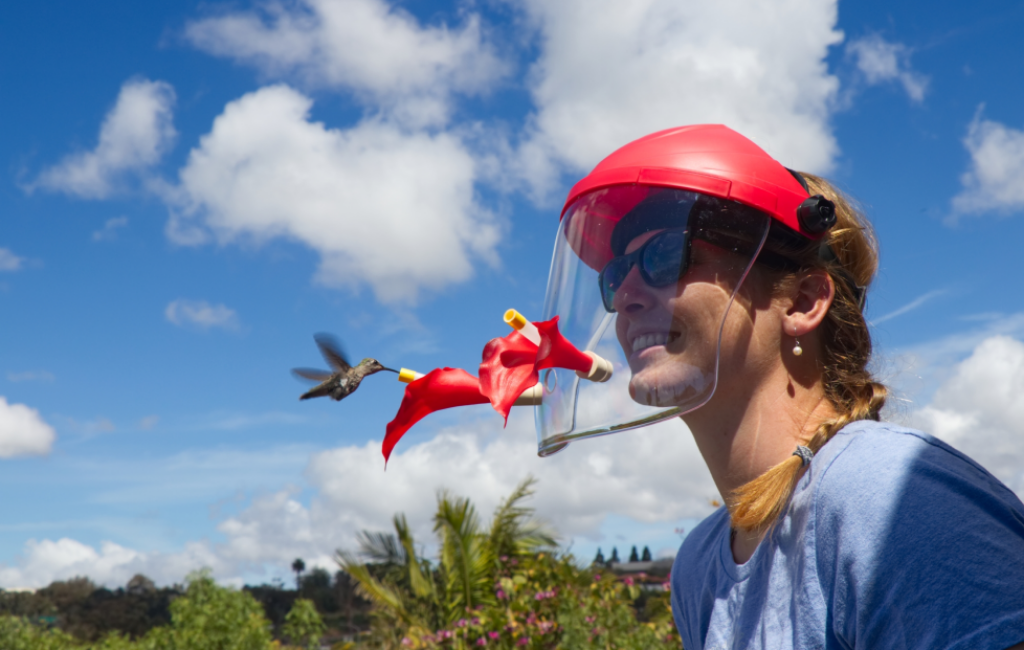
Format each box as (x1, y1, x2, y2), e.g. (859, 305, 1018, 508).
(299, 385, 333, 400)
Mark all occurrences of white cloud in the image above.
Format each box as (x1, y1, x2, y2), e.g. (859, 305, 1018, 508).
(846, 34, 928, 102)
(870, 289, 945, 326)
(197, 406, 716, 574)
(0, 397, 56, 458)
(877, 312, 1024, 423)
(0, 408, 715, 588)
(909, 335, 1024, 495)
(0, 538, 224, 590)
(184, 0, 505, 128)
(31, 79, 176, 199)
(92, 216, 129, 241)
(167, 85, 499, 304)
(165, 299, 240, 331)
(951, 111, 1024, 217)
(308, 412, 717, 540)
(0, 248, 24, 271)
(512, 0, 844, 201)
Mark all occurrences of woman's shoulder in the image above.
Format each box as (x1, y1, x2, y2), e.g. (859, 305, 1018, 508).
(806, 418, 1024, 571)
(805, 420, 1024, 647)
(811, 419, 1018, 508)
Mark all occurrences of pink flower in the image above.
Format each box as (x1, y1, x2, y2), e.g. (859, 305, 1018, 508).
(593, 574, 601, 582)
(585, 616, 595, 624)
(516, 637, 529, 646)
(533, 589, 556, 601)
(496, 589, 506, 600)
(488, 632, 500, 640)
(475, 638, 487, 646)
(401, 638, 413, 647)
(456, 619, 468, 628)
(472, 618, 481, 626)
(661, 582, 671, 591)
(623, 576, 634, 586)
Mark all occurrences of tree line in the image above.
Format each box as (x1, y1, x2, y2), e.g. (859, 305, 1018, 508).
(0, 477, 682, 649)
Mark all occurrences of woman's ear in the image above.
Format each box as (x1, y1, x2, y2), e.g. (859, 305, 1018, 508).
(783, 269, 834, 337)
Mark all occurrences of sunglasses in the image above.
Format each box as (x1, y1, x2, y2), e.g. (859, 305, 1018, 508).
(598, 228, 692, 313)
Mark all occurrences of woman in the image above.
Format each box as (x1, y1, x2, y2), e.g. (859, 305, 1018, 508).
(538, 125, 1024, 648)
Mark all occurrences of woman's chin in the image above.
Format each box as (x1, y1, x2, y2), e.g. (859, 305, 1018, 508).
(628, 364, 712, 407)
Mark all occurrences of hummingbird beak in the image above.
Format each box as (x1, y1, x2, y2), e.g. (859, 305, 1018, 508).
(381, 366, 399, 373)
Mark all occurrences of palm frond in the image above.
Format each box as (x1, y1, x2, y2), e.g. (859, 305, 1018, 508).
(394, 513, 436, 601)
(336, 550, 418, 627)
(489, 475, 558, 559)
(356, 530, 407, 565)
(434, 490, 494, 620)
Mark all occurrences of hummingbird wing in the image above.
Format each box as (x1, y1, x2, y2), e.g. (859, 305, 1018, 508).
(292, 368, 333, 383)
(314, 333, 351, 372)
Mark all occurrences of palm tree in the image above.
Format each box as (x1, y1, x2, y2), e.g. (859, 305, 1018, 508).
(292, 558, 306, 590)
(337, 476, 556, 638)
(434, 490, 492, 619)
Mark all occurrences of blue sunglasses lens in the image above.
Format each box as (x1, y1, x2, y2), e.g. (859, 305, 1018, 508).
(599, 256, 633, 312)
(643, 230, 688, 286)
(598, 229, 690, 312)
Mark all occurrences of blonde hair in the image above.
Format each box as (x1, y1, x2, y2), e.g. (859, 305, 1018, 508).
(727, 173, 888, 533)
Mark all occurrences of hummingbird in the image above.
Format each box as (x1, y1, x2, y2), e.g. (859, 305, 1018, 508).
(292, 333, 398, 402)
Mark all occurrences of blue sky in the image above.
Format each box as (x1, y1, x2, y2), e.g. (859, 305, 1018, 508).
(3, 0, 1024, 588)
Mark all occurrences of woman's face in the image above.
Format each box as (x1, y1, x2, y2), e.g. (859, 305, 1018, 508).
(613, 232, 766, 408)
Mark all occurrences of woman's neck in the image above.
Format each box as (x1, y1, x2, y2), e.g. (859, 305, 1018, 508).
(685, 363, 834, 565)
(682, 362, 835, 505)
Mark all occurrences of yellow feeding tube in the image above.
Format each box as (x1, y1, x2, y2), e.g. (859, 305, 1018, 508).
(503, 309, 541, 345)
(398, 368, 425, 384)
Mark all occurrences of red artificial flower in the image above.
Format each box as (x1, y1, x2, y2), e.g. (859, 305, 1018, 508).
(533, 317, 594, 374)
(478, 330, 539, 423)
(383, 368, 489, 464)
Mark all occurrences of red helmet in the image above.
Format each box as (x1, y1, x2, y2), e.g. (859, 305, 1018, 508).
(559, 125, 833, 272)
(563, 124, 814, 228)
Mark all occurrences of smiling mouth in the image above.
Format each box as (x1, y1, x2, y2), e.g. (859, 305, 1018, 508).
(631, 332, 681, 353)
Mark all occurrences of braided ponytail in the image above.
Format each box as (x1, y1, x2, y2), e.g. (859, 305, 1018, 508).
(728, 174, 888, 534)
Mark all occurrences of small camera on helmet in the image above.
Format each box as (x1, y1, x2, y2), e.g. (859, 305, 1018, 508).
(797, 195, 837, 234)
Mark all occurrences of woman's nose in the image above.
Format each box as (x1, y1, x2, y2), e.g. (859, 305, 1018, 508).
(611, 265, 657, 314)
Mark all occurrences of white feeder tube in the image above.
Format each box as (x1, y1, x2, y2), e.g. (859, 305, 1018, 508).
(513, 383, 543, 406)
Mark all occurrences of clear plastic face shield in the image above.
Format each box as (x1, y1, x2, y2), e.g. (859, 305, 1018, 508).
(536, 185, 772, 456)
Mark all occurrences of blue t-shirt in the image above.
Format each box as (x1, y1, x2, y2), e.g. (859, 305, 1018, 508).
(671, 420, 1024, 650)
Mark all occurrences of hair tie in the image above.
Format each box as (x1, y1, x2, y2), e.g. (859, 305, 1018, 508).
(792, 445, 813, 467)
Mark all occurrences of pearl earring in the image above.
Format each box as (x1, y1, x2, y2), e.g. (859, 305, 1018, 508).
(792, 337, 803, 356)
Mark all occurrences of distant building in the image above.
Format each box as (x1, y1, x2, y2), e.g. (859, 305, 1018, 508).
(589, 543, 673, 591)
